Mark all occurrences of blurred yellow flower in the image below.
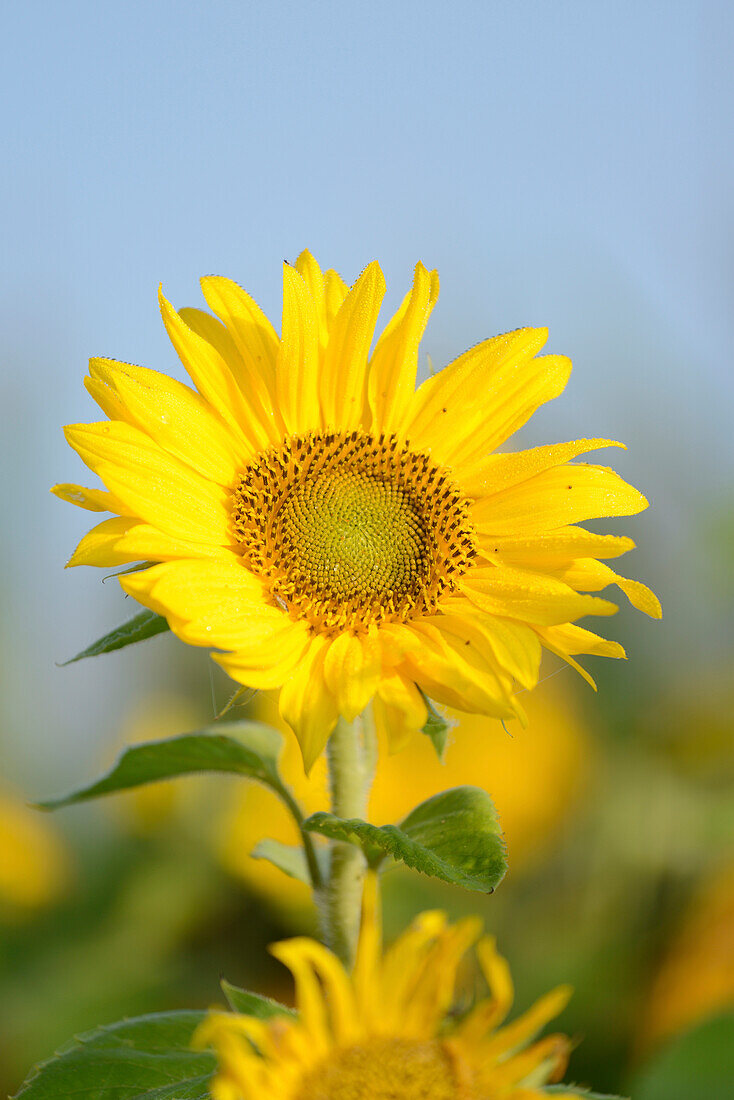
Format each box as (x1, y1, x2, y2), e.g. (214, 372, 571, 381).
(0, 791, 71, 916)
(55, 252, 658, 770)
(197, 875, 575, 1100)
(217, 680, 592, 915)
(640, 863, 734, 1051)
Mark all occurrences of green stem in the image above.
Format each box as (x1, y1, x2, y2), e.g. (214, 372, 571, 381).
(278, 784, 324, 891)
(322, 709, 376, 968)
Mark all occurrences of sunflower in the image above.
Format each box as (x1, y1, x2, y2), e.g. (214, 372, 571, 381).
(196, 874, 577, 1100)
(54, 252, 660, 769)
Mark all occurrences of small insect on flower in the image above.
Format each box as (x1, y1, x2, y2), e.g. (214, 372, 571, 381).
(195, 874, 579, 1100)
(54, 252, 660, 769)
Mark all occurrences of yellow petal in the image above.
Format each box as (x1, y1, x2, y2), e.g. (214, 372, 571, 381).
(321, 262, 385, 430)
(267, 939, 331, 1054)
(384, 622, 519, 720)
(275, 264, 321, 434)
(535, 622, 627, 659)
(430, 608, 542, 689)
(460, 564, 618, 626)
(272, 936, 358, 1045)
(552, 558, 662, 618)
(65, 516, 227, 568)
(323, 268, 349, 329)
(405, 327, 553, 463)
(459, 438, 624, 497)
(214, 624, 313, 690)
(479, 526, 636, 563)
(372, 670, 428, 753)
(87, 358, 245, 486)
(353, 872, 382, 1019)
(471, 464, 648, 536)
(119, 558, 268, 624)
(197, 277, 281, 428)
(278, 636, 339, 772)
(295, 250, 328, 351)
(322, 629, 382, 722)
(158, 286, 270, 452)
(51, 482, 128, 514)
(63, 421, 231, 545)
(481, 984, 572, 1062)
(368, 262, 439, 435)
(455, 936, 514, 1042)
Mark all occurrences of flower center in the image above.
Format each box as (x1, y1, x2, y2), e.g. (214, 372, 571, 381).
(294, 1037, 470, 1100)
(231, 430, 476, 633)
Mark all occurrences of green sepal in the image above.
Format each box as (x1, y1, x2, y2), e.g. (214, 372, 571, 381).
(37, 722, 284, 810)
(305, 785, 507, 893)
(220, 979, 297, 1020)
(60, 608, 170, 665)
(251, 838, 328, 885)
(12, 1011, 214, 1099)
(419, 690, 452, 760)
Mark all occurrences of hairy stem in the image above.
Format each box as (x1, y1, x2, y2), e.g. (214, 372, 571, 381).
(322, 709, 376, 968)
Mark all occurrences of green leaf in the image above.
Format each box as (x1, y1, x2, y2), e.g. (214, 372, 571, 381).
(60, 609, 170, 665)
(13, 1011, 214, 1099)
(628, 1012, 734, 1100)
(420, 691, 452, 761)
(220, 979, 296, 1020)
(251, 839, 312, 884)
(37, 722, 284, 810)
(305, 785, 507, 893)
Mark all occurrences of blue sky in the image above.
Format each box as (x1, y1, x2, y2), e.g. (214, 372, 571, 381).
(2, 1, 732, 781)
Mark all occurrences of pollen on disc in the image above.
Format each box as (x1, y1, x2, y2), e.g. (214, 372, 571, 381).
(231, 430, 476, 633)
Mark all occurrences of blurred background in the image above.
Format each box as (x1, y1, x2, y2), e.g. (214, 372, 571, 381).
(1, 2, 733, 1096)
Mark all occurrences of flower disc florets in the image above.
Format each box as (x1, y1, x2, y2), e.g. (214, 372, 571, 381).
(231, 429, 477, 634)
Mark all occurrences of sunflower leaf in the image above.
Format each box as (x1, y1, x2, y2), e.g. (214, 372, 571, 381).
(12, 1011, 214, 1099)
(220, 979, 297, 1019)
(304, 785, 507, 893)
(36, 723, 285, 810)
(60, 608, 170, 665)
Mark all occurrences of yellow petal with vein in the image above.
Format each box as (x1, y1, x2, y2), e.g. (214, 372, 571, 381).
(373, 669, 428, 753)
(461, 565, 618, 626)
(88, 358, 245, 485)
(279, 636, 339, 772)
(430, 608, 541, 689)
(405, 327, 551, 462)
(321, 262, 385, 429)
(471, 464, 648, 536)
(554, 558, 662, 618)
(51, 482, 128, 514)
(64, 421, 231, 545)
(276, 264, 321, 434)
(460, 438, 624, 497)
(295, 250, 328, 351)
(159, 287, 269, 452)
(66, 516, 227, 568)
(479, 526, 635, 562)
(197, 276, 281, 420)
(368, 262, 438, 435)
(323, 628, 382, 722)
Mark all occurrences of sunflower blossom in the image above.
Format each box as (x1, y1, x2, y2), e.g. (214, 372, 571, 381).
(196, 875, 579, 1100)
(54, 251, 660, 768)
